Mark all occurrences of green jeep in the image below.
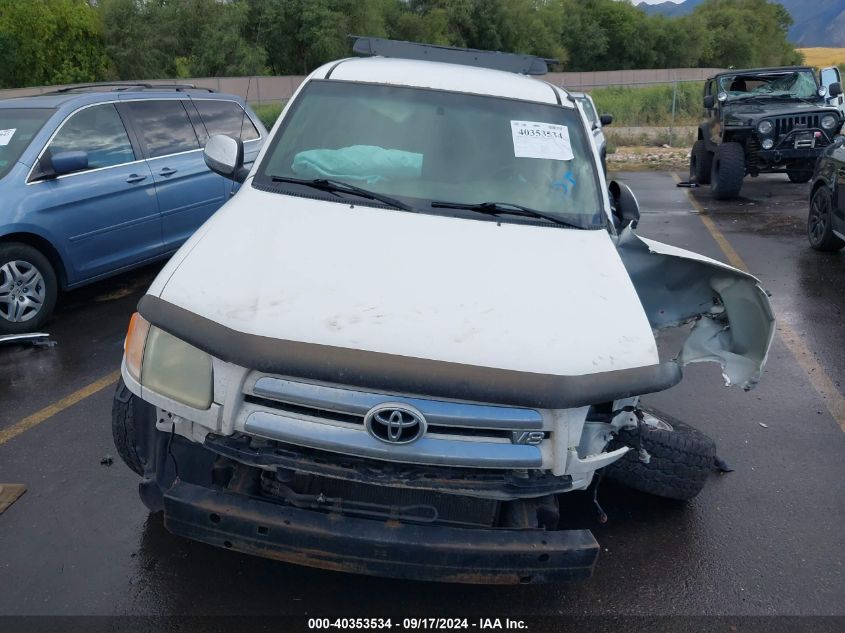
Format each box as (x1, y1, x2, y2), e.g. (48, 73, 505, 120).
(690, 66, 844, 200)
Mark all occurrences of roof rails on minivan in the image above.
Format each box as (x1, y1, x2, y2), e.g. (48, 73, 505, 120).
(350, 36, 557, 76)
(48, 82, 216, 94)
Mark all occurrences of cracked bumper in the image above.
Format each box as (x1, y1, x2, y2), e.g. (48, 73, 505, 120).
(162, 481, 599, 584)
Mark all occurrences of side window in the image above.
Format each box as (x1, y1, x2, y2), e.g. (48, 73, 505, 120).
(193, 100, 260, 141)
(127, 100, 200, 158)
(580, 98, 599, 126)
(48, 104, 135, 170)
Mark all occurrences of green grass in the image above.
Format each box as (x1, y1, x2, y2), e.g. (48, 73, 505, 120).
(590, 82, 704, 128)
(251, 102, 286, 130)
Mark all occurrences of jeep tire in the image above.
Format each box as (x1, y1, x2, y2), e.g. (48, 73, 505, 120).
(786, 160, 813, 184)
(710, 142, 745, 200)
(690, 140, 712, 184)
(604, 407, 716, 501)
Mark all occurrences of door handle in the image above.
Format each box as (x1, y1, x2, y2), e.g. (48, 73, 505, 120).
(158, 167, 178, 177)
(125, 174, 147, 183)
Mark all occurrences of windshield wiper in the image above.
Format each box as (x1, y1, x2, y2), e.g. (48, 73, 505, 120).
(430, 200, 584, 229)
(269, 175, 415, 212)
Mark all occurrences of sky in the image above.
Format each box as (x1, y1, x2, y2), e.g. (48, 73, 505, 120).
(632, 0, 683, 4)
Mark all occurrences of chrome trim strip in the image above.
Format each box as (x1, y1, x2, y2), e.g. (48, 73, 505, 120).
(244, 411, 542, 468)
(252, 377, 543, 430)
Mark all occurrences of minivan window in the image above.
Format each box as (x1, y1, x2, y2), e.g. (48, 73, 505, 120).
(256, 80, 603, 228)
(127, 100, 200, 158)
(47, 103, 135, 170)
(0, 108, 55, 179)
(194, 100, 260, 141)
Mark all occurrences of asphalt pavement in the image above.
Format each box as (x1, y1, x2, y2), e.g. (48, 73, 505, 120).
(0, 171, 843, 626)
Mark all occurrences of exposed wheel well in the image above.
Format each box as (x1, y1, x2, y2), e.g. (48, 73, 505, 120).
(0, 233, 68, 289)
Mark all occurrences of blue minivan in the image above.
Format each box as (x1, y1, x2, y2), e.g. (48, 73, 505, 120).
(0, 84, 266, 333)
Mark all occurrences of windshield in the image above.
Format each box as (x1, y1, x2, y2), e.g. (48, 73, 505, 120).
(0, 108, 55, 180)
(718, 70, 819, 101)
(255, 80, 604, 229)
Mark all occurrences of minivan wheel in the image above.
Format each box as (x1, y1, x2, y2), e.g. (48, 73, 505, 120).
(604, 407, 716, 501)
(710, 142, 745, 200)
(808, 186, 845, 252)
(0, 243, 57, 334)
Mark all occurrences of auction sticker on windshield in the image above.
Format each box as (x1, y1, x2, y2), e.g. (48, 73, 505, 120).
(511, 121, 573, 161)
(0, 129, 16, 146)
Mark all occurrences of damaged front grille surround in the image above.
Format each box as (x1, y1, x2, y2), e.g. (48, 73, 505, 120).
(236, 375, 551, 470)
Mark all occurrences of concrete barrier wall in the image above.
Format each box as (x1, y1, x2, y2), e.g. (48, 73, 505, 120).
(0, 67, 724, 103)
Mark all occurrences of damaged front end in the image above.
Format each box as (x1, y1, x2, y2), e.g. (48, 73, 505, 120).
(617, 227, 775, 390)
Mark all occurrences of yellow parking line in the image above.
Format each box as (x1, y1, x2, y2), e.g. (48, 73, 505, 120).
(672, 172, 845, 433)
(0, 370, 120, 446)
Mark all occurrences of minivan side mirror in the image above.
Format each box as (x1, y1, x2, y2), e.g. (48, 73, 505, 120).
(703, 95, 715, 109)
(51, 151, 88, 175)
(204, 134, 247, 182)
(599, 114, 613, 127)
(829, 82, 843, 98)
(609, 180, 640, 230)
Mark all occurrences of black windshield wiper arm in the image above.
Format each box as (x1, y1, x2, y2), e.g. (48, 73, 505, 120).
(270, 175, 414, 212)
(430, 200, 583, 229)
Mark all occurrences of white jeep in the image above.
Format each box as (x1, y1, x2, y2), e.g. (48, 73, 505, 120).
(112, 39, 775, 584)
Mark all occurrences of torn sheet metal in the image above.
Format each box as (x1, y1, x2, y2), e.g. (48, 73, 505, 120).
(616, 227, 775, 390)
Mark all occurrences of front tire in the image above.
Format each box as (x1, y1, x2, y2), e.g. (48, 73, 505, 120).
(0, 242, 57, 334)
(808, 186, 845, 252)
(690, 140, 712, 184)
(112, 378, 147, 476)
(786, 160, 813, 184)
(604, 408, 716, 501)
(710, 142, 745, 200)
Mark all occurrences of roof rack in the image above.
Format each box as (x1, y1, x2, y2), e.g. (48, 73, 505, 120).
(48, 82, 216, 94)
(350, 36, 557, 76)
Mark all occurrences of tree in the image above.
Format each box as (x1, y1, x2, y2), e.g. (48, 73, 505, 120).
(0, 0, 109, 88)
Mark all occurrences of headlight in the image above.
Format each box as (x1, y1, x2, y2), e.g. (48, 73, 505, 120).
(762, 139, 774, 150)
(821, 114, 838, 130)
(757, 120, 773, 135)
(123, 312, 213, 409)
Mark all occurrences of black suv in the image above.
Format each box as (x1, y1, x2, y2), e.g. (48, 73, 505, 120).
(690, 66, 844, 199)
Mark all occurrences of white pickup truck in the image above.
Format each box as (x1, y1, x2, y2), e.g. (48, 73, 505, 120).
(112, 39, 775, 584)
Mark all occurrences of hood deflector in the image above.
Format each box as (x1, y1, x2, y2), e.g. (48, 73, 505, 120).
(137, 294, 681, 409)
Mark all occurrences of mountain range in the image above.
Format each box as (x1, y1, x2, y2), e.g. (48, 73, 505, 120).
(640, 0, 845, 47)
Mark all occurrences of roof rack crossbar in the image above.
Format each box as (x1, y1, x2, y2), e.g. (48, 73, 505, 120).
(350, 36, 556, 76)
(50, 82, 215, 94)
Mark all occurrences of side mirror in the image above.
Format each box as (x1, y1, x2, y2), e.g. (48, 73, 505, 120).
(204, 134, 246, 182)
(599, 114, 613, 127)
(609, 181, 640, 230)
(51, 150, 88, 175)
(829, 82, 843, 98)
(703, 95, 715, 109)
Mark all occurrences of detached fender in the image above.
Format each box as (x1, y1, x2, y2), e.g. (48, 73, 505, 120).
(616, 227, 775, 390)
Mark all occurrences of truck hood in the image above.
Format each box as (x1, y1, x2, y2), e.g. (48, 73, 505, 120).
(147, 187, 659, 378)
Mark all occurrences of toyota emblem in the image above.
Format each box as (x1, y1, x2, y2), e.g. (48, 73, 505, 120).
(364, 404, 427, 444)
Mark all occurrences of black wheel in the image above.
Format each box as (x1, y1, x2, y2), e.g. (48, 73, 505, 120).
(808, 186, 845, 252)
(710, 142, 745, 200)
(0, 242, 57, 334)
(786, 160, 813, 184)
(604, 407, 716, 501)
(690, 140, 712, 184)
(112, 378, 149, 476)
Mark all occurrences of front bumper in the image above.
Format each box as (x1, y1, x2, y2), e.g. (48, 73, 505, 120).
(163, 480, 599, 584)
(754, 147, 826, 163)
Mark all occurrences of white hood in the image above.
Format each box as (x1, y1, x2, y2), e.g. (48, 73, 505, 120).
(149, 187, 658, 377)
